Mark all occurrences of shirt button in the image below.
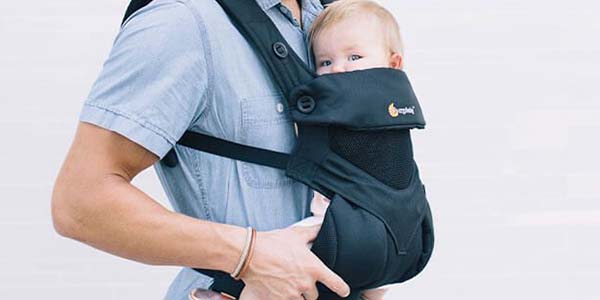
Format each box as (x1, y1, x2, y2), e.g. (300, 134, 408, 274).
(276, 103, 284, 113)
(279, 5, 288, 13)
(272, 42, 288, 58)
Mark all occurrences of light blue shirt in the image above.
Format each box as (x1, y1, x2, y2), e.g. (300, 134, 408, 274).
(79, 0, 322, 299)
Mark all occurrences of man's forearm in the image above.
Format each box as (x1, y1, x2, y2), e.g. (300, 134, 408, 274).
(52, 171, 244, 273)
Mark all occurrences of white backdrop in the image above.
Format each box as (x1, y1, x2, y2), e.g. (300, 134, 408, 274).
(1, 0, 599, 299)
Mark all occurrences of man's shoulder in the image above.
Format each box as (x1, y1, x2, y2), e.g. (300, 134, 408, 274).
(121, 0, 196, 28)
(114, 0, 219, 58)
(121, 0, 222, 26)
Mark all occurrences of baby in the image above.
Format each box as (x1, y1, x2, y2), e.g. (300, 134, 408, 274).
(291, 0, 406, 299)
(190, 1, 406, 299)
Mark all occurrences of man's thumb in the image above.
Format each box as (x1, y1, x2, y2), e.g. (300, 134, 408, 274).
(291, 223, 321, 242)
(238, 286, 259, 300)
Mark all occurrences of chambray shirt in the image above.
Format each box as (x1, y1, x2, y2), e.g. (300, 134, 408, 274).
(79, 0, 322, 299)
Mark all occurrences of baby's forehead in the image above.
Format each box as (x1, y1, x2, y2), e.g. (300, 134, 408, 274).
(318, 16, 386, 43)
(313, 17, 386, 47)
(332, 13, 384, 30)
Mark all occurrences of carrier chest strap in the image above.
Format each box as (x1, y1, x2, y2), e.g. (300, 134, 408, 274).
(178, 131, 289, 170)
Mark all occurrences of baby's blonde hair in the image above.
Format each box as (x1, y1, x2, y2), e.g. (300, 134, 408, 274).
(309, 0, 404, 57)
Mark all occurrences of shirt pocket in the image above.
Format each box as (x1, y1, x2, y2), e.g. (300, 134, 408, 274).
(240, 94, 296, 189)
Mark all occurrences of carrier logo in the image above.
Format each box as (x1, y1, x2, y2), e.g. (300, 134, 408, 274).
(388, 103, 415, 117)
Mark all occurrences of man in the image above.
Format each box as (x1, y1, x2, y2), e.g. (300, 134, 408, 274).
(51, 0, 350, 299)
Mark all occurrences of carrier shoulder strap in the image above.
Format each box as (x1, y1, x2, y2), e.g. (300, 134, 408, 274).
(212, 0, 315, 96)
(122, 0, 320, 170)
(179, 0, 319, 170)
(123, 0, 314, 96)
(122, 0, 152, 25)
(122, 0, 314, 96)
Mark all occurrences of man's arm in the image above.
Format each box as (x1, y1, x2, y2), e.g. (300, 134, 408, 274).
(51, 122, 350, 300)
(52, 122, 244, 272)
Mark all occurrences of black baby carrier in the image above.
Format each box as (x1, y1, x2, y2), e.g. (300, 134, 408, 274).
(122, 0, 434, 299)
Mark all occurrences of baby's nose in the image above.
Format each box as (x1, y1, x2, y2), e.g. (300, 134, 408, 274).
(331, 63, 345, 73)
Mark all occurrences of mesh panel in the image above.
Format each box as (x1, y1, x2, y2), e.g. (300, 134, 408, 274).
(329, 127, 414, 189)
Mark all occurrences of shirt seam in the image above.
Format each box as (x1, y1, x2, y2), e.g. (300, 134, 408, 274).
(84, 101, 177, 146)
(177, 0, 215, 129)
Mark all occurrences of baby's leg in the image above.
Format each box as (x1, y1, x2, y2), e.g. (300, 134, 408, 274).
(291, 191, 329, 227)
(311, 191, 331, 216)
(289, 191, 329, 248)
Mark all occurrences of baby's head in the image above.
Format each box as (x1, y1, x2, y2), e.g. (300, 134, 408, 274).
(309, 0, 404, 75)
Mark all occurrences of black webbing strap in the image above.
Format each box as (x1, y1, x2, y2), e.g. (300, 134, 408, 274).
(122, 0, 152, 24)
(178, 131, 289, 170)
(190, 268, 245, 299)
(122, 0, 316, 99)
(214, 0, 315, 98)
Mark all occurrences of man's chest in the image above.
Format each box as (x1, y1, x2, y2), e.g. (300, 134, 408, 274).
(192, 4, 313, 150)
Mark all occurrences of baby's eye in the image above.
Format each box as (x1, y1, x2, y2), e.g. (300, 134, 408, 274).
(320, 60, 332, 67)
(349, 54, 362, 61)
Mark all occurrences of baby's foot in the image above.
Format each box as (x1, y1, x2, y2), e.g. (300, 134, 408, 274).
(360, 287, 388, 300)
(188, 288, 232, 300)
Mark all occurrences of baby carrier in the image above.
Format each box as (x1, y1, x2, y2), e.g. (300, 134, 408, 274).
(122, 0, 434, 299)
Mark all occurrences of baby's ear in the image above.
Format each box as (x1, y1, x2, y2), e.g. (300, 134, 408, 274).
(389, 53, 403, 70)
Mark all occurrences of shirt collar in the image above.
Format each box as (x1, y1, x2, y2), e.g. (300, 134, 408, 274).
(256, 0, 281, 11)
(256, 0, 324, 24)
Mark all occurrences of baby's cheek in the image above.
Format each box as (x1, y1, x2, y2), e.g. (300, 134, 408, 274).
(316, 67, 330, 75)
(359, 58, 389, 71)
(349, 59, 377, 72)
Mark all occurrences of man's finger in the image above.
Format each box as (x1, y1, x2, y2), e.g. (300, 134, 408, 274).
(238, 286, 259, 300)
(312, 259, 350, 298)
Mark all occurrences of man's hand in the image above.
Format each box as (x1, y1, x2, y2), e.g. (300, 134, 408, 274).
(238, 224, 350, 300)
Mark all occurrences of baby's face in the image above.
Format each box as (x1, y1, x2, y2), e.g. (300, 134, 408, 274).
(313, 16, 398, 75)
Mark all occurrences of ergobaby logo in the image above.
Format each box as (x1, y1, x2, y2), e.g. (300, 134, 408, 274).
(388, 103, 416, 118)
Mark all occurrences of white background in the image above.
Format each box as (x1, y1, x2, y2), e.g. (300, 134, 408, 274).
(1, 0, 599, 299)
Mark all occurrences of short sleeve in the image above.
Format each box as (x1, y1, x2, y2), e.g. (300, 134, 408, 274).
(79, 1, 208, 158)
